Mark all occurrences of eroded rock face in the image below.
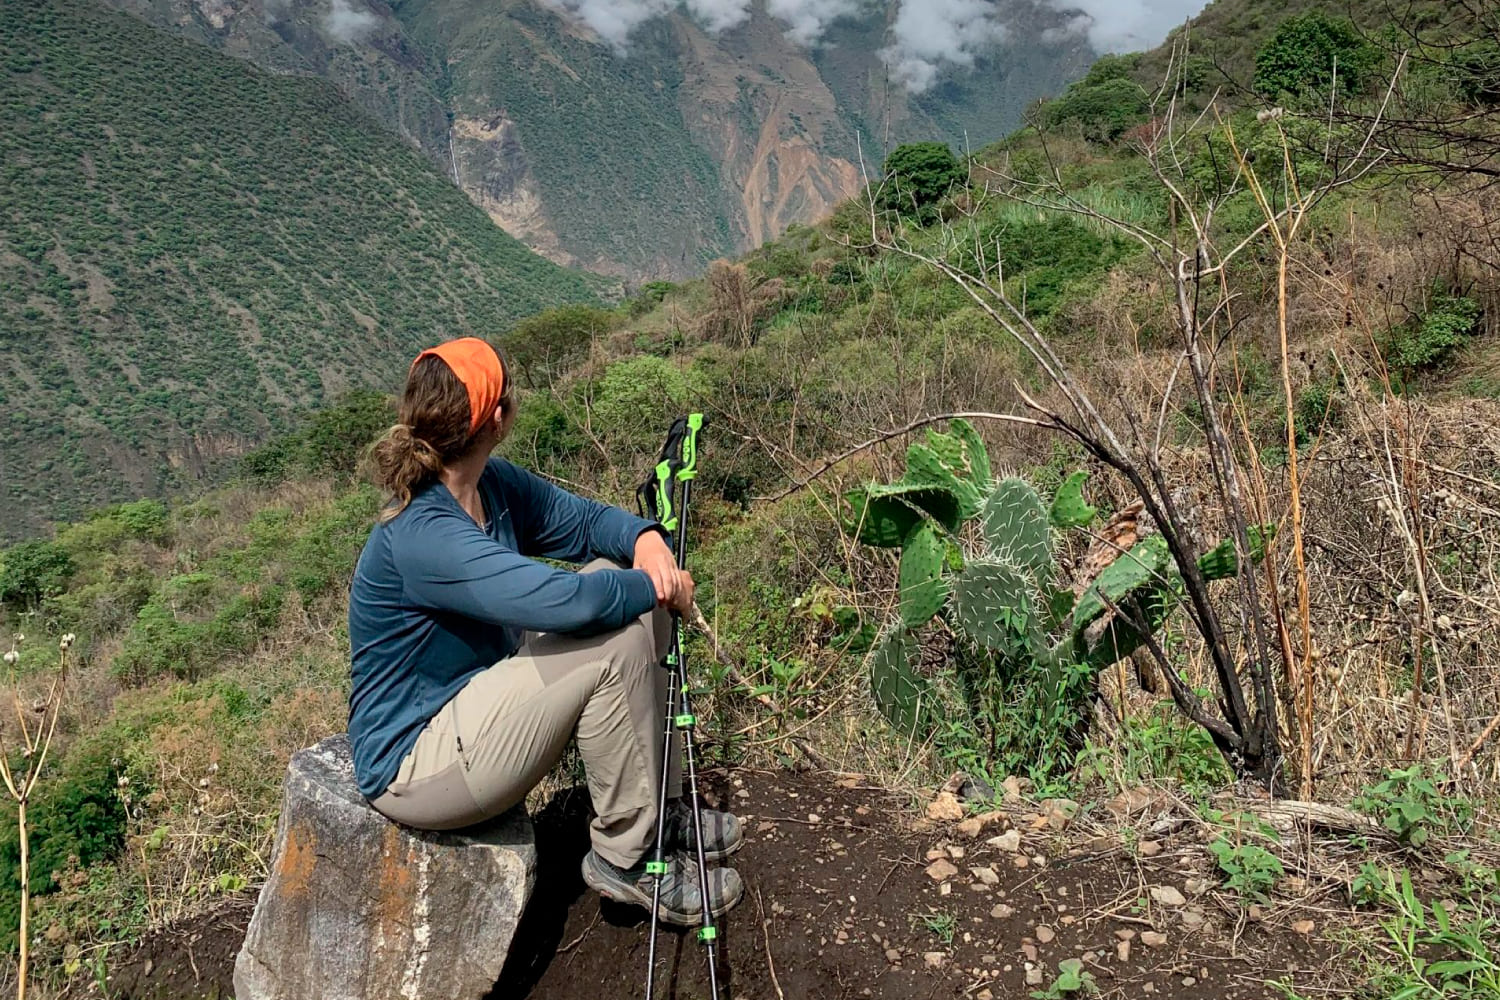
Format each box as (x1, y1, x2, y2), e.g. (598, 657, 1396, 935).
(234, 735, 535, 1000)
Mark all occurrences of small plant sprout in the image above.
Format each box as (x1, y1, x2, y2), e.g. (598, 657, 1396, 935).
(1031, 957, 1098, 998)
(0, 632, 72, 1000)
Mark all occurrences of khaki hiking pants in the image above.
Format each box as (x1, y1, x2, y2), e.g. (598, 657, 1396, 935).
(371, 560, 680, 869)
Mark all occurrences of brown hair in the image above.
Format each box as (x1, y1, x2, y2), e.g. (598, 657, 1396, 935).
(368, 353, 511, 521)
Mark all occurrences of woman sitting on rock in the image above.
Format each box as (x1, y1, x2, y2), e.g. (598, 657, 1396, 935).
(348, 337, 743, 925)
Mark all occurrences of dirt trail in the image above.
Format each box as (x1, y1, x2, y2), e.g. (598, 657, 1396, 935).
(96, 769, 1332, 1000)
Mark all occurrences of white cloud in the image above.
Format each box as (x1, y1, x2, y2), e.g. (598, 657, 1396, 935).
(537, 0, 675, 51)
(540, 0, 865, 50)
(323, 0, 380, 44)
(879, 0, 1007, 94)
(766, 0, 864, 46)
(686, 0, 754, 34)
(1041, 0, 1208, 54)
(538, 0, 1021, 93)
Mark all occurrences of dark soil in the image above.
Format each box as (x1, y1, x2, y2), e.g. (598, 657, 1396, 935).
(95, 768, 1335, 1000)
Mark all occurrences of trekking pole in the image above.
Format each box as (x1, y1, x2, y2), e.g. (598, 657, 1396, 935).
(636, 414, 722, 1000)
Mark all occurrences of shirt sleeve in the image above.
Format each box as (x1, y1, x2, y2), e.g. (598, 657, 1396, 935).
(499, 459, 667, 564)
(391, 506, 658, 635)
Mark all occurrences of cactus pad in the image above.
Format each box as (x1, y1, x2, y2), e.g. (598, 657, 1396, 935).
(1072, 534, 1172, 634)
(1196, 523, 1276, 581)
(982, 478, 1052, 574)
(1082, 585, 1176, 669)
(899, 521, 950, 627)
(845, 481, 963, 544)
(905, 442, 984, 522)
(952, 419, 992, 487)
(844, 488, 924, 547)
(1049, 471, 1097, 529)
(868, 630, 929, 737)
(952, 559, 1035, 657)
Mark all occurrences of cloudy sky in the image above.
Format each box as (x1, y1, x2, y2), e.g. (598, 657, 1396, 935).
(536, 0, 1209, 91)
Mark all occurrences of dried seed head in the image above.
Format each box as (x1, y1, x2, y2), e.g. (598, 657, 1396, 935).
(2, 651, 17, 665)
(59, 633, 75, 650)
(1395, 590, 1416, 609)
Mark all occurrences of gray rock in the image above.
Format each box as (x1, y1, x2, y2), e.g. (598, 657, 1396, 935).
(234, 735, 536, 1000)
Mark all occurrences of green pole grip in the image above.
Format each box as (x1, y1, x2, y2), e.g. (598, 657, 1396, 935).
(653, 460, 677, 530)
(676, 413, 703, 482)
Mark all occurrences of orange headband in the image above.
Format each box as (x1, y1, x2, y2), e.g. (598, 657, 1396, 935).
(411, 337, 507, 438)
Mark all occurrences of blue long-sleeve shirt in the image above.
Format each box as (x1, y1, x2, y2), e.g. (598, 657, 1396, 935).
(348, 457, 661, 797)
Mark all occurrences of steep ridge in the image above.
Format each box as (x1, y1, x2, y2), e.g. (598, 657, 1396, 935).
(0, 0, 596, 539)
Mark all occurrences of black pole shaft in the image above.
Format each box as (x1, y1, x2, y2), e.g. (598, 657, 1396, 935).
(643, 649, 680, 1000)
(672, 477, 722, 998)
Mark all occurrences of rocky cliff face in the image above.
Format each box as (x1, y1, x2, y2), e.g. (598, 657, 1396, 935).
(108, 0, 1093, 280)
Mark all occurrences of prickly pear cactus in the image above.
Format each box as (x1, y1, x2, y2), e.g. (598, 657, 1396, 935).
(868, 630, 929, 737)
(1196, 525, 1276, 582)
(1072, 534, 1172, 633)
(1049, 471, 1097, 529)
(982, 478, 1051, 574)
(843, 421, 1271, 755)
(899, 521, 950, 627)
(952, 560, 1034, 658)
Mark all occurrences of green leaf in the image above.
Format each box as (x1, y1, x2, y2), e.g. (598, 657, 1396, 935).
(1048, 471, 1096, 528)
(869, 630, 930, 738)
(899, 521, 950, 627)
(982, 478, 1051, 573)
(1055, 958, 1085, 990)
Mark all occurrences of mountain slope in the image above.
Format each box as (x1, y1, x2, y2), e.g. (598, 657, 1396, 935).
(0, 0, 597, 539)
(104, 0, 1095, 279)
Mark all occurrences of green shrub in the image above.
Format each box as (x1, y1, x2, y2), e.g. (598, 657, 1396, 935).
(287, 487, 378, 602)
(0, 742, 126, 950)
(299, 391, 393, 478)
(504, 306, 613, 389)
(1206, 819, 1284, 902)
(503, 390, 586, 469)
(1354, 765, 1470, 848)
(115, 579, 285, 685)
(1386, 293, 1482, 381)
(879, 143, 966, 220)
(0, 541, 76, 610)
(1254, 12, 1378, 99)
(1042, 77, 1151, 143)
(588, 356, 694, 449)
(1455, 40, 1500, 107)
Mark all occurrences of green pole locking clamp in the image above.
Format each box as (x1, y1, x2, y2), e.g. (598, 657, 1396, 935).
(673, 713, 696, 729)
(645, 860, 669, 875)
(697, 926, 717, 943)
(676, 413, 703, 482)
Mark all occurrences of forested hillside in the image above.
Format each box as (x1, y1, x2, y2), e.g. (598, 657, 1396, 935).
(0, 0, 597, 539)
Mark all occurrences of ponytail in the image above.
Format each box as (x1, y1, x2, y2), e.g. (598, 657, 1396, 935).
(369, 424, 447, 522)
(367, 353, 479, 521)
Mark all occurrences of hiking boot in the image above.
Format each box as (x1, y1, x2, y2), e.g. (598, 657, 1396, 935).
(581, 848, 743, 927)
(666, 797, 744, 861)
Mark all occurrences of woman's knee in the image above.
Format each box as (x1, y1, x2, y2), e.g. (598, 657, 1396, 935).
(603, 614, 662, 681)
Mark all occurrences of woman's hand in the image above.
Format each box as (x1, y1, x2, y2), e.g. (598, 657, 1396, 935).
(634, 530, 695, 614)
